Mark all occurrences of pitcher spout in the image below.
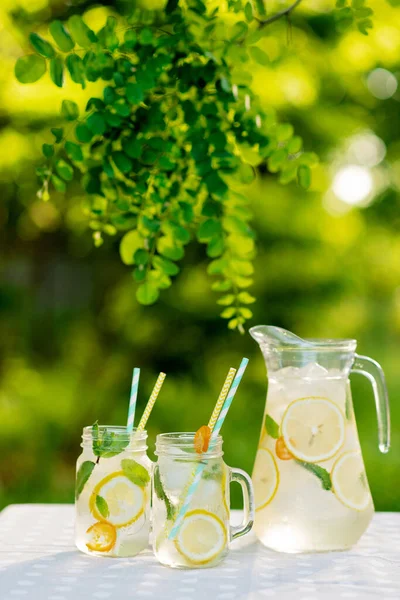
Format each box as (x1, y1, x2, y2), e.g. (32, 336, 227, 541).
(249, 326, 308, 350)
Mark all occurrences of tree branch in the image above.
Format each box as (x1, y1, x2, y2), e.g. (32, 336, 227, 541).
(256, 0, 303, 28)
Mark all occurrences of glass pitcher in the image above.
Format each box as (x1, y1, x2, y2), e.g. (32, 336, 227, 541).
(250, 326, 390, 553)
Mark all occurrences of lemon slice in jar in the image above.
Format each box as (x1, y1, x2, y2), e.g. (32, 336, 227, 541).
(90, 471, 145, 528)
(175, 509, 227, 565)
(86, 521, 116, 553)
(331, 451, 371, 511)
(281, 397, 345, 463)
(252, 448, 279, 511)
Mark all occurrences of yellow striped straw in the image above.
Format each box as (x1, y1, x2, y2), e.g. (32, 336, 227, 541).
(208, 368, 236, 432)
(137, 372, 166, 431)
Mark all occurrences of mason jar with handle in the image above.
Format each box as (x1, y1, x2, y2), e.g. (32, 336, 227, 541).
(152, 432, 255, 568)
(75, 425, 151, 557)
(250, 325, 390, 553)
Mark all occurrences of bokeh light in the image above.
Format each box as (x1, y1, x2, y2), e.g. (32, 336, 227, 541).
(332, 166, 373, 205)
(367, 68, 398, 99)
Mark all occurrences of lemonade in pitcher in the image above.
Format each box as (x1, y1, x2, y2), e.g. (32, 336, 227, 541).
(250, 326, 390, 553)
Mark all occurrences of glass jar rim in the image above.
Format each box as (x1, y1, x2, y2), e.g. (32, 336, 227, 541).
(82, 425, 147, 443)
(155, 432, 223, 458)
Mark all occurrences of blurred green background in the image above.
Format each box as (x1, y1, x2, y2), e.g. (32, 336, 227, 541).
(1, 0, 400, 511)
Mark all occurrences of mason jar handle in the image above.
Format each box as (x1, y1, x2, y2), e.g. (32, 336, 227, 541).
(352, 354, 391, 453)
(229, 467, 255, 541)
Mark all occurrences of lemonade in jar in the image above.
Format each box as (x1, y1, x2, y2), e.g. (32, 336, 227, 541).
(75, 425, 151, 557)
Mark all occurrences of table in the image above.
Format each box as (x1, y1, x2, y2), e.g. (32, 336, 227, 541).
(0, 505, 399, 599)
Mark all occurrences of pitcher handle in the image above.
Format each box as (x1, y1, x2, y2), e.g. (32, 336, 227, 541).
(229, 467, 255, 541)
(352, 354, 391, 453)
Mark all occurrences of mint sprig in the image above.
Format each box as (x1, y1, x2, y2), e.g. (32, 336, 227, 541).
(153, 466, 175, 521)
(296, 460, 332, 491)
(265, 414, 280, 439)
(96, 494, 109, 518)
(121, 459, 150, 487)
(75, 460, 95, 499)
(92, 422, 129, 460)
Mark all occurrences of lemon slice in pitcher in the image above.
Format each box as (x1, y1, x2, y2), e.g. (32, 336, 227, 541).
(86, 521, 116, 553)
(331, 451, 371, 511)
(90, 471, 145, 528)
(175, 509, 227, 565)
(281, 397, 345, 463)
(252, 448, 279, 511)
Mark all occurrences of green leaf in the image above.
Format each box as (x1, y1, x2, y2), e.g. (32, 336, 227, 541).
(124, 29, 137, 49)
(51, 127, 63, 143)
(66, 54, 85, 87)
(220, 307, 236, 319)
(153, 255, 180, 276)
(126, 83, 144, 104)
(122, 136, 142, 159)
(65, 141, 83, 162)
(237, 291, 256, 304)
(49, 20, 74, 52)
(42, 143, 54, 158)
(197, 219, 222, 242)
(15, 54, 46, 84)
(98, 16, 119, 51)
(112, 151, 132, 173)
(265, 414, 280, 439)
(139, 28, 153, 45)
(239, 307, 253, 319)
(50, 56, 63, 87)
(87, 112, 107, 135)
(134, 249, 149, 266)
(120, 231, 142, 265)
(296, 461, 332, 491)
(244, 2, 254, 22)
(75, 123, 93, 143)
(55, 158, 74, 181)
(230, 21, 248, 41)
(136, 282, 160, 305)
(217, 294, 235, 306)
(95, 495, 109, 518)
(61, 99, 79, 121)
(75, 460, 95, 499)
(29, 33, 55, 58)
(153, 466, 175, 521)
(51, 174, 66, 193)
(298, 165, 311, 189)
(68, 15, 97, 48)
(121, 458, 150, 487)
(207, 236, 224, 258)
(288, 136, 303, 154)
(250, 46, 269, 65)
(157, 237, 184, 261)
(211, 280, 232, 292)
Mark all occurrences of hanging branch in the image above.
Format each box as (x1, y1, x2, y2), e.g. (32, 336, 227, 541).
(256, 0, 304, 28)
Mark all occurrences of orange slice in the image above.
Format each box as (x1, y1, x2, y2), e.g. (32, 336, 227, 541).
(194, 425, 211, 453)
(275, 436, 293, 460)
(86, 521, 116, 553)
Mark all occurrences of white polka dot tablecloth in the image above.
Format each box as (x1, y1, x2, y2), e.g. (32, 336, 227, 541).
(0, 505, 399, 600)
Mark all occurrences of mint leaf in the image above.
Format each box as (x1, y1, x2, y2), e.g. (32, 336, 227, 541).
(345, 394, 352, 421)
(75, 460, 95, 499)
(203, 463, 223, 481)
(92, 423, 129, 458)
(153, 466, 175, 521)
(265, 414, 280, 439)
(121, 459, 150, 487)
(296, 461, 332, 491)
(96, 494, 109, 518)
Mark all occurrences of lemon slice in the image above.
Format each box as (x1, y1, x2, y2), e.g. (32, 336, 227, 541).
(252, 448, 279, 511)
(281, 397, 345, 463)
(175, 509, 227, 565)
(331, 451, 371, 511)
(86, 521, 116, 553)
(90, 471, 145, 528)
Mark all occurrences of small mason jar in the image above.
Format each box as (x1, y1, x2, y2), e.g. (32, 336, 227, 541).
(75, 426, 151, 557)
(152, 432, 255, 569)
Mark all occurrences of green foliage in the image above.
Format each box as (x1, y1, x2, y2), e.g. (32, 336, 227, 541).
(15, 54, 46, 83)
(121, 458, 150, 487)
(15, 2, 333, 330)
(75, 461, 95, 499)
(95, 494, 109, 518)
(334, 0, 374, 35)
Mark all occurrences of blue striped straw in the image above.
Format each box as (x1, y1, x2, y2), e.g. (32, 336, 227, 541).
(168, 357, 249, 540)
(127, 367, 140, 433)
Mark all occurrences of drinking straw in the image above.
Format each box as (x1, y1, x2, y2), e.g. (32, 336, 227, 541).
(168, 358, 249, 539)
(127, 367, 140, 433)
(137, 372, 166, 431)
(207, 367, 236, 431)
